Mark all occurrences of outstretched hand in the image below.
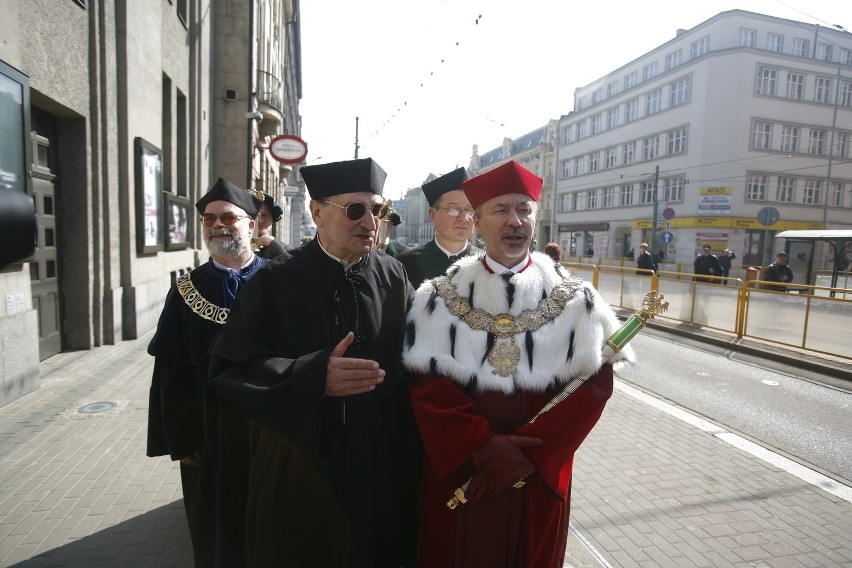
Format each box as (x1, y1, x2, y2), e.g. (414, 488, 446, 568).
(325, 332, 385, 397)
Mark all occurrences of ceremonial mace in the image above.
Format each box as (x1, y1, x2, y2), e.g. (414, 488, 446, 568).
(374, 199, 394, 252)
(447, 290, 669, 510)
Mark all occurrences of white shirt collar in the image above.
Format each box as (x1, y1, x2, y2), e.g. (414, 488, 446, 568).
(317, 235, 362, 269)
(484, 254, 530, 275)
(435, 239, 468, 258)
(212, 254, 256, 273)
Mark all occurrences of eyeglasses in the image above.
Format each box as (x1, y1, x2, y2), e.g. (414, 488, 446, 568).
(321, 199, 388, 221)
(200, 213, 249, 227)
(433, 206, 475, 219)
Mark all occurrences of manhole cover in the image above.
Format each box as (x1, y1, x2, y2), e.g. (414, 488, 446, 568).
(77, 401, 117, 414)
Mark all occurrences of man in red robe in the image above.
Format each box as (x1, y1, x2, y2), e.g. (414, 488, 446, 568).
(403, 160, 634, 568)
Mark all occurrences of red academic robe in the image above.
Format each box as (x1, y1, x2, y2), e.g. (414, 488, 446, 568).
(409, 363, 613, 568)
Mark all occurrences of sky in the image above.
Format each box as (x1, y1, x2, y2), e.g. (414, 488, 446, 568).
(297, 0, 849, 200)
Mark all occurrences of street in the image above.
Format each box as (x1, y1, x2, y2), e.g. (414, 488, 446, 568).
(616, 331, 852, 483)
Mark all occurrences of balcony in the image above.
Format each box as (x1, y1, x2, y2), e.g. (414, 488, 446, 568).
(256, 70, 283, 135)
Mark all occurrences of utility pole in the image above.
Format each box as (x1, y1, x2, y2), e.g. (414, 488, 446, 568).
(354, 116, 360, 159)
(650, 165, 660, 253)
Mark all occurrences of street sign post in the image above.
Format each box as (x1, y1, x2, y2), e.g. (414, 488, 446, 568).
(757, 207, 781, 266)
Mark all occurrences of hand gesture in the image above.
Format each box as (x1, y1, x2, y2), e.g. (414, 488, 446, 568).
(325, 332, 385, 397)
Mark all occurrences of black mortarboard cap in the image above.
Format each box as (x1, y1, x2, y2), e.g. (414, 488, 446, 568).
(421, 167, 470, 206)
(195, 178, 262, 216)
(301, 158, 386, 200)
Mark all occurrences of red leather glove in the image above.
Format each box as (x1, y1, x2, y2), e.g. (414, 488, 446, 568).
(466, 434, 543, 501)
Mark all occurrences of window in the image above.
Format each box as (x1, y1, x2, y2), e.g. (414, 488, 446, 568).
(643, 61, 657, 81)
(814, 77, 831, 103)
(560, 193, 571, 212)
(575, 192, 585, 210)
(817, 43, 832, 62)
(646, 89, 662, 115)
(602, 187, 615, 208)
(752, 122, 772, 149)
(667, 127, 686, 154)
(670, 78, 690, 106)
(808, 129, 825, 154)
(739, 28, 756, 48)
(747, 175, 767, 201)
(828, 182, 846, 207)
(786, 73, 804, 99)
(177, 0, 187, 26)
(842, 49, 852, 66)
(624, 71, 637, 89)
(623, 141, 636, 165)
(561, 159, 571, 179)
(691, 36, 710, 58)
(591, 114, 602, 134)
(776, 177, 796, 202)
(607, 107, 619, 129)
(793, 38, 809, 57)
(620, 185, 634, 206)
(841, 82, 852, 108)
(577, 96, 588, 111)
(626, 99, 639, 122)
(587, 190, 598, 209)
(640, 182, 655, 204)
(665, 50, 682, 70)
(607, 82, 618, 97)
(589, 152, 600, 172)
(664, 176, 685, 202)
(758, 67, 777, 96)
(561, 126, 573, 145)
(834, 132, 848, 158)
(577, 120, 587, 139)
(781, 126, 799, 152)
(591, 88, 603, 105)
(605, 147, 617, 168)
(767, 33, 783, 52)
(643, 135, 659, 160)
(802, 180, 821, 204)
(575, 156, 585, 176)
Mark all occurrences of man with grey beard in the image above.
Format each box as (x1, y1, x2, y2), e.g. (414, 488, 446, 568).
(147, 178, 275, 567)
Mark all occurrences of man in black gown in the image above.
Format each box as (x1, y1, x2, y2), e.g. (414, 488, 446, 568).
(208, 158, 419, 567)
(147, 178, 266, 566)
(397, 167, 481, 288)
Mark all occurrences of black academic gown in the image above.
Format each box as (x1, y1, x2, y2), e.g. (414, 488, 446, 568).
(396, 239, 482, 288)
(208, 238, 419, 568)
(256, 238, 289, 260)
(147, 256, 267, 568)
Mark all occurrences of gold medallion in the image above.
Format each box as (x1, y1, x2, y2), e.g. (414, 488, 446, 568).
(488, 340, 521, 377)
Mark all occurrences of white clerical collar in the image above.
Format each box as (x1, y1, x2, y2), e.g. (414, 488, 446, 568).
(435, 239, 468, 258)
(316, 235, 363, 269)
(484, 254, 530, 275)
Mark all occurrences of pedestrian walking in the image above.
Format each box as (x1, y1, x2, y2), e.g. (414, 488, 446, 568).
(763, 251, 794, 291)
(694, 244, 723, 283)
(636, 242, 657, 275)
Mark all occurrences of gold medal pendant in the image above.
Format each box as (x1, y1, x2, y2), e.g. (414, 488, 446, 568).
(488, 339, 520, 377)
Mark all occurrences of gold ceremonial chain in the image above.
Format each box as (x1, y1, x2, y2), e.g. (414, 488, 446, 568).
(176, 274, 229, 325)
(432, 274, 584, 377)
(446, 290, 668, 510)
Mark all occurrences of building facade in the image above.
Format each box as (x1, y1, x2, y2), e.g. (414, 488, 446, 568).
(0, 0, 302, 407)
(552, 10, 851, 277)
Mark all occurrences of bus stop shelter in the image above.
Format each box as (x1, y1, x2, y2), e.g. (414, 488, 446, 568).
(775, 230, 852, 291)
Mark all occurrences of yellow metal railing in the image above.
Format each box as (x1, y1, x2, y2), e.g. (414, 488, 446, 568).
(563, 261, 852, 361)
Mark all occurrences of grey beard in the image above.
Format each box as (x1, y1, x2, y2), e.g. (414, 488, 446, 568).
(206, 230, 251, 258)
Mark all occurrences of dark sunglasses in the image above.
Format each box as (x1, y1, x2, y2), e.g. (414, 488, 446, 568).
(321, 199, 388, 221)
(200, 212, 249, 227)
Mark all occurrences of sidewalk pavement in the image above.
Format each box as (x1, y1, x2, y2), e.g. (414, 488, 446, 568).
(1, 331, 850, 567)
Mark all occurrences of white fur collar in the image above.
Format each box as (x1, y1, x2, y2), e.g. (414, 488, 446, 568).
(403, 252, 634, 394)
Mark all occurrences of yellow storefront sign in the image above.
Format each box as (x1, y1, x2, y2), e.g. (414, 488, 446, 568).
(634, 217, 823, 230)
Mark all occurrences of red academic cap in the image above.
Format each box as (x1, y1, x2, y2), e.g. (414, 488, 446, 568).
(462, 161, 543, 210)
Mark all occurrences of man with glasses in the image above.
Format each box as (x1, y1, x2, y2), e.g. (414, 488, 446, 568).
(397, 167, 481, 288)
(403, 161, 633, 567)
(207, 158, 419, 567)
(146, 178, 269, 567)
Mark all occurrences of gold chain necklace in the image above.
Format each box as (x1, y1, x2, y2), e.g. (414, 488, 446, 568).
(432, 273, 584, 377)
(177, 274, 229, 325)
